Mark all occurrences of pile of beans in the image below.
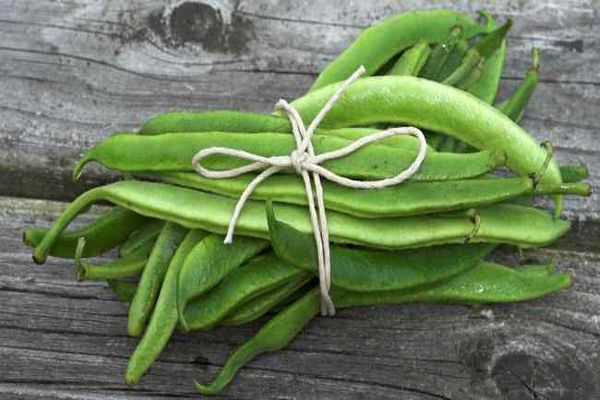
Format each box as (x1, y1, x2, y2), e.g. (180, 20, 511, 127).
(24, 9, 591, 395)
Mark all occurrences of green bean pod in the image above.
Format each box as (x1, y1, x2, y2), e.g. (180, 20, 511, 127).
(291, 76, 562, 192)
(221, 277, 312, 326)
(76, 239, 153, 281)
(267, 201, 494, 291)
(420, 26, 463, 80)
(107, 280, 138, 304)
(118, 220, 164, 257)
(388, 40, 430, 76)
(497, 47, 540, 122)
(127, 222, 188, 337)
(559, 164, 589, 183)
(73, 132, 498, 182)
(31, 181, 571, 265)
(197, 260, 571, 394)
(23, 207, 147, 260)
(177, 234, 269, 331)
(182, 253, 311, 330)
(125, 229, 207, 384)
(436, 39, 469, 81)
(153, 172, 588, 219)
(310, 9, 492, 91)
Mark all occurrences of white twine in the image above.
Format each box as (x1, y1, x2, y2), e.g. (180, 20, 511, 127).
(192, 65, 427, 316)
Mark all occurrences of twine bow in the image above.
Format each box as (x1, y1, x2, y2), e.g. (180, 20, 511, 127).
(192, 66, 427, 316)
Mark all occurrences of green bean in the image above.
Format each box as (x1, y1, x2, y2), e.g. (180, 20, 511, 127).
(436, 39, 469, 81)
(197, 257, 572, 394)
(267, 201, 494, 291)
(334, 261, 572, 306)
(154, 170, 588, 219)
(497, 47, 540, 122)
(23, 207, 147, 260)
(139, 110, 290, 135)
(310, 9, 492, 91)
(75, 238, 153, 281)
(195, 288, 321, 395)
(323, 127, 433, 152)
(177, 234, 269, 331)
(443, 21, 510, 87)
(456, 61, 483, 89)
(73, 132, 498, 183)
(127, 222, 188, 337)
(291, 76, 562, 192)
(118, 220, 164, 257)
(107, 280, 138, 304)
(125, 229, 207, 384)
(388, 40, 430, 76)
(420, 26, 462, 80)
(559, 164, 589, 183)
(221, 277, 312, 326)
(31, 181, 571, 265)
(182, 253, 310, 330)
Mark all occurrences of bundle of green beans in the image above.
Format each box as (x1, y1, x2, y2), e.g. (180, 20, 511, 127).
(24, 9, 591, 395)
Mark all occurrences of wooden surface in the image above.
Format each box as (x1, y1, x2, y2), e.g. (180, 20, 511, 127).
(1, 0, 599, 398)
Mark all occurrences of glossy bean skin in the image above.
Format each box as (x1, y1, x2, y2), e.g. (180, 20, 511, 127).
(267, 201, 494, 291)
(177, 234, 269, 331)
(73, 131, 498, 182)
(118, 220, 164, 257)
(198, 260, 571, 394)
(32, 180, 571, 266)
(182, 253, 311, 330)
(195, 288, 321, 395)
(127, 222, 188, 337)
(291, 76, 562, 192)
(23, 207, 147, 260)
(125, 229, 207, 384)
(310, 9, 491, 91)
(156, 172, 588, 219)
(221, 277, 312, 326)
(497, 48, 540, 122)
(389, 40, 430, 76)
(76, 240, 153, 281)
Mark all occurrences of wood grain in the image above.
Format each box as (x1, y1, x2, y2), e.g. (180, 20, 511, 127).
(1, 0, 599, 398)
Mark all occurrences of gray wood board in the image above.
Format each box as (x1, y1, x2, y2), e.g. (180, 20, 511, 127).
(1, 0, 599, 398)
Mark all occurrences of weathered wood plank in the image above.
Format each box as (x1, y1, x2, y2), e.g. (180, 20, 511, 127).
(3, 194, 600, 399)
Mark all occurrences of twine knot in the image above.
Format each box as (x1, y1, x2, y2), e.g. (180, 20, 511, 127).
(192, 66, 427, 316)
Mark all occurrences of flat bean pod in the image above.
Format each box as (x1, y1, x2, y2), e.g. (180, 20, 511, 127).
(128, 222, 188, 337)
(76, 239, 153, 281)
(497, 48, 540, 122)
(388, 40, 430, 76)
(291, 76, 562, 191)
(125, 229, 207, 384)
(32, 181, 571, 265)
(310, 9, 491, 91)
(221, 277, 312, 326)
(267, 201, 494, 291)
(155, 172, 588, 218)
(73, 132, 497, 182)
(177, 234, 269, 330)
(183, 253, 310, 330)
(420, 26, 463, 80)
(559, 164, 589, 183)
(23, 207, 147, 260)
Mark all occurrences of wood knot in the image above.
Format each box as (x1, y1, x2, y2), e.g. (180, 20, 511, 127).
(149, 1, 254, 53)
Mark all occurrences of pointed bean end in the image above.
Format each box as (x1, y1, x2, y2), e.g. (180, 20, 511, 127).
(195, 381, 221, 396)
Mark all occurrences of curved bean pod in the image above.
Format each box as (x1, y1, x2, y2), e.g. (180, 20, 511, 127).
(388, 40, 430, 76)
(310, 9, 491, 91)
(76, 239, 153, 281)
(497, 47, 540, 122)
(23, 207, 147, 260)
(31, 181, 571, 265)
(177, 234, 269, 331)
(182, 253, 310, 330)
(127, 222, 188, 337)
(291, 76, 562, 191)
(125, 229, 207, 384)
(559, 164, 589, 183)
(73, 132, 497, 182)
(118, 220, 164, 257)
